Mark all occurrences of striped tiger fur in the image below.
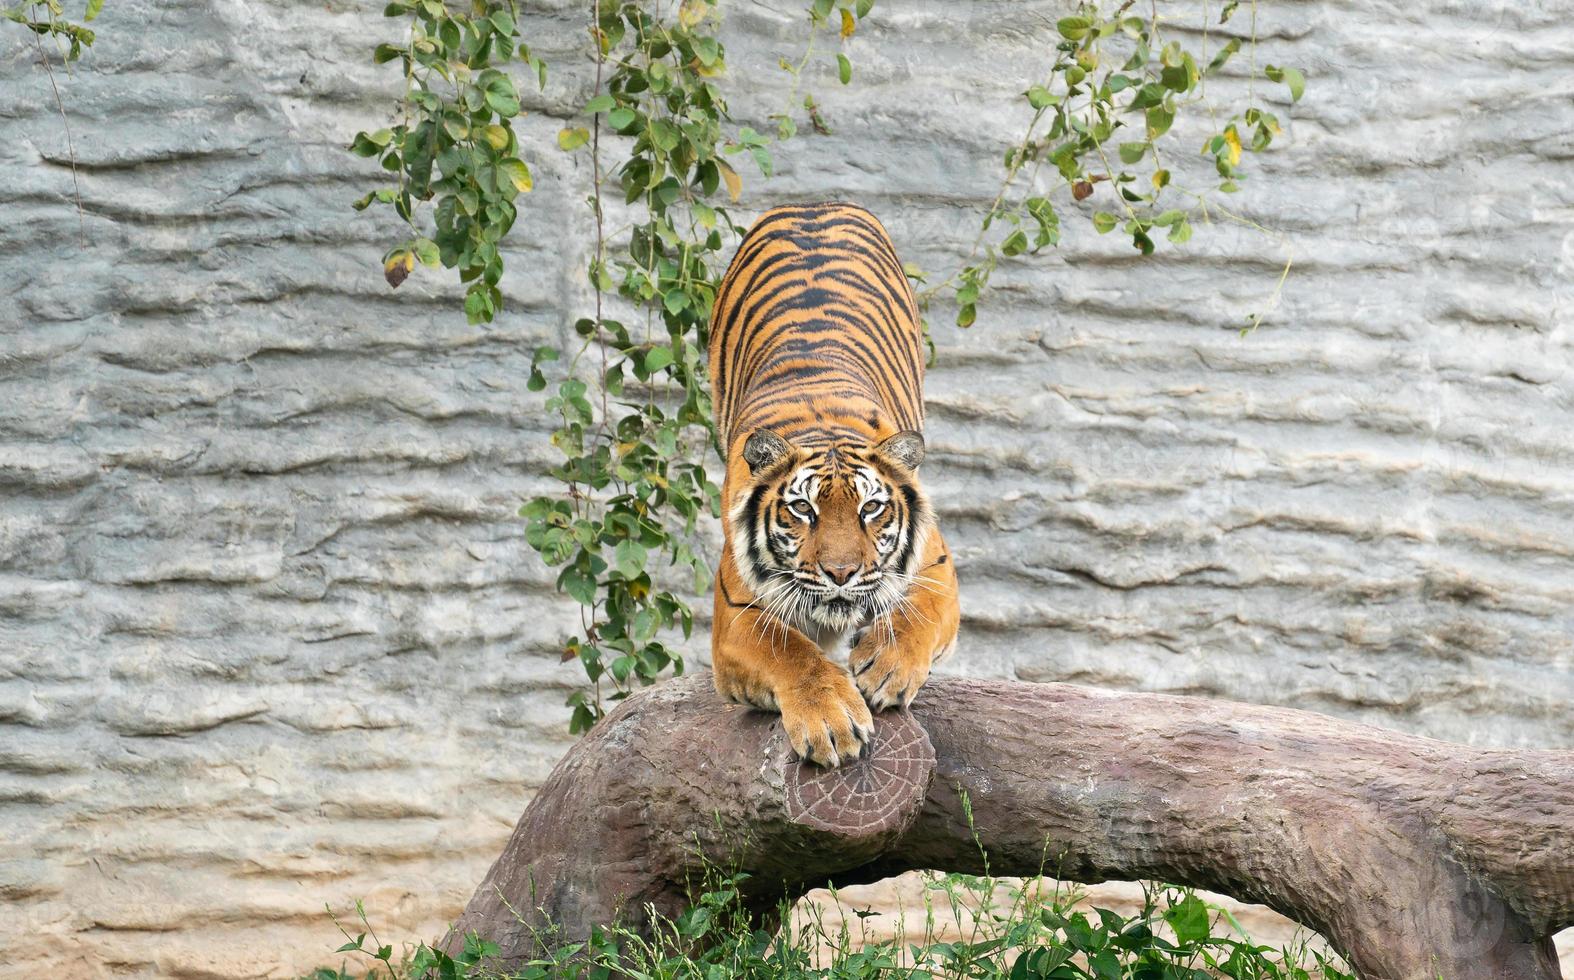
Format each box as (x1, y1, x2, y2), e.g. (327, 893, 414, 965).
(708, 202, 960, 767)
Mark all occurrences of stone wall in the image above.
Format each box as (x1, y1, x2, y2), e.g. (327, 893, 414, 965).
(1, 0, 1570, 975)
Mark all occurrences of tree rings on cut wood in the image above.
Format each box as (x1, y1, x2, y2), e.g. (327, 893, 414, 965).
(781, 708, 935, 837)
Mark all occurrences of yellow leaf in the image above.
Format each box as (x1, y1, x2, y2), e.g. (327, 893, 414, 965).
(679, 0, 709, 28)
(717, 158, 742, 203)
(1223, 126, 1242, 167)
(500, 158, 533, 193)
(840, 8, 856, 38)
(482, 125, 510, 151)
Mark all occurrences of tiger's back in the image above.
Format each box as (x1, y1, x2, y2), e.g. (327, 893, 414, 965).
(709, 202, 926, 454)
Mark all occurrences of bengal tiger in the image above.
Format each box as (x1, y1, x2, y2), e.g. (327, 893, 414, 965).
(707, 202, 961, 767)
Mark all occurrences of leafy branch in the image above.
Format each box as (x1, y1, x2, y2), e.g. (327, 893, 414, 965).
(916, 0, 1306, 332)
(4, 0, 102, 58)
(349, 0, 547, 324)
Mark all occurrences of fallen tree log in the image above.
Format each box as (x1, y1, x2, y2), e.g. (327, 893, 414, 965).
(448, 674, 1574, 979)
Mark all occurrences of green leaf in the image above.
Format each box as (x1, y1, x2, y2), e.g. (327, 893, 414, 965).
(1092, 211, 1117, 234)
(1089, 949, 1121, 980)
(1056, 16, 1092, 40)
(1164, 894, 1211, 945)
(614, 540, 647, 578)
(1118, 141, 1146, 164)
(836, 53, 851, 85)
(85, 0, 104, 20)
(1207, 37, 1241, 75)
(483, 74, 521, 116)
(1000, 229, 1028, 256)
(584, 94, 615, 114)
(650, 119, 681, 152)
(412, 237, 441, 267)
(1266, 64, 1307, 102)
(1026, 85, 1057, 110)
(559, 566, 597, 607)
(348, 131, 392, 157)
(1145, 105, 1174, 139)
(1128, 82, 1166, 110)
(644, 344, 675, 372)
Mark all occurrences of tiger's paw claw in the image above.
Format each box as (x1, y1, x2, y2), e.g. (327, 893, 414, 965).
(780, 670, 874, 768)
(850, 643, 931, 712)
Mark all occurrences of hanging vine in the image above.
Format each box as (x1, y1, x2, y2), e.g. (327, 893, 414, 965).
(918, 1, 1304, 332)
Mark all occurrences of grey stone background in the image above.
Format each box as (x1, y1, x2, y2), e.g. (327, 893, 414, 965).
(2, 0, 1571, 975)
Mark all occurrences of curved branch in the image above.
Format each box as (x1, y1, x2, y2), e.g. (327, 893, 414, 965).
(448, 675, 1574, 980)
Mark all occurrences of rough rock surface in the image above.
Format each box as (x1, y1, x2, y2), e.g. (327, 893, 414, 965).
(0, 0, 1570, 976)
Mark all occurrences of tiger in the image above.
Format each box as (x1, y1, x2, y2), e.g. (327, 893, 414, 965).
(707, 202, 961, 768)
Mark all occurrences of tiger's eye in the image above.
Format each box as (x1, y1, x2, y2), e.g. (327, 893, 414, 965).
(790, 500, 813, 517)
(861, 501, 883, 519)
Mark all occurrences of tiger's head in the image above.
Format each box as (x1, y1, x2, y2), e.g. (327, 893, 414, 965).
(728, 428, 933, 634)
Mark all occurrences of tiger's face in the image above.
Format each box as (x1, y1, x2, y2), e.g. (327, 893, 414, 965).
(729, 429, 932, 634)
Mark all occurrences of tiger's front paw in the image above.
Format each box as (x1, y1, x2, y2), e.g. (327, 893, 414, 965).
(849, 638, 932, 711)
(778, 667, 874, 767)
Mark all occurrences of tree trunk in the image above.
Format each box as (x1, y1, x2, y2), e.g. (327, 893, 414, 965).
(447, 675, 1574, 980)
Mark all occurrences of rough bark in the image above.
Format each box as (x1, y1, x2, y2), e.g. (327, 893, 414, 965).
(448, 675, 1574, 980)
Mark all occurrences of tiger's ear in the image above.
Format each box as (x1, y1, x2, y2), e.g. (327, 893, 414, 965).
(743, 429, 793, 475)
(875, 430, 925, 472)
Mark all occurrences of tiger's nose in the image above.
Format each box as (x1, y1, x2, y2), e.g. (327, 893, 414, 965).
(821, 561, 860, 585)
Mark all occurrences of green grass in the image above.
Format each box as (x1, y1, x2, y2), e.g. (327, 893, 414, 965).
(310, 870, 1354, 980)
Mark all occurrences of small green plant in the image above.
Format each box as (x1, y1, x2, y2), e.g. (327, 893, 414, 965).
(319, 800, 1352, 978)
(317, 872, 1354, 979)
